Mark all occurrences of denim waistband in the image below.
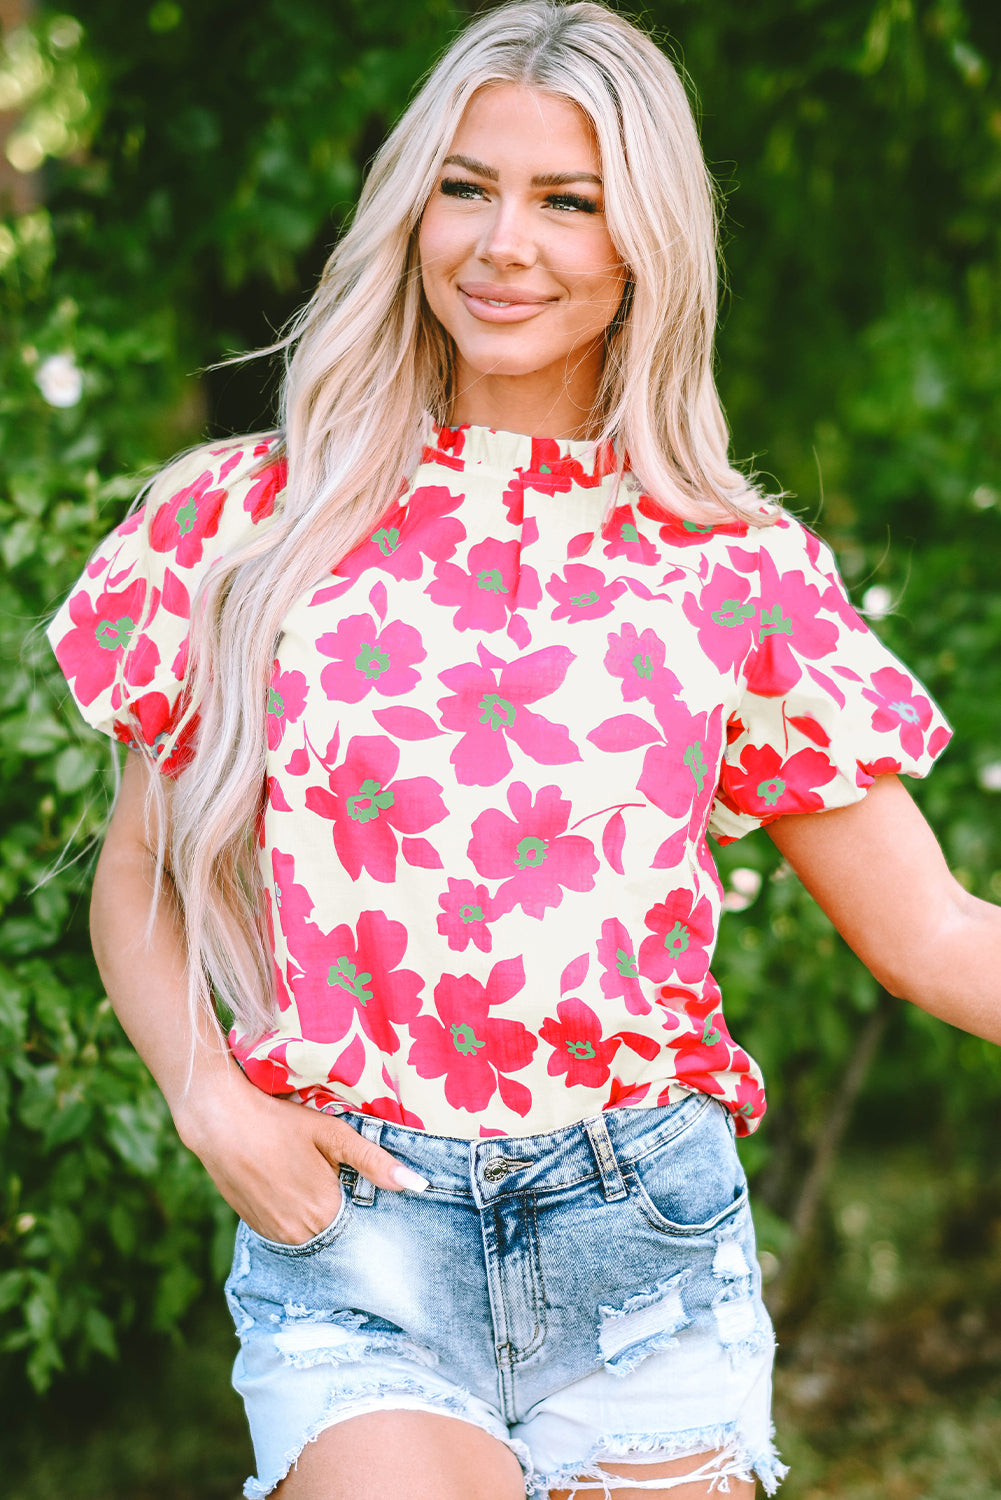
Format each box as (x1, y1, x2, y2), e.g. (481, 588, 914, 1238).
(338, 1092, 717, 1204)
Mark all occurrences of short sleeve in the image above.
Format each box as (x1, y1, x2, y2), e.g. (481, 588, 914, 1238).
(708, 516, 952, 844)
(46, 436, 285, 773)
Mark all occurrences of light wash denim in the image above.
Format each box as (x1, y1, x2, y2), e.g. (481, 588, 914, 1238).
(225, 1093, 786, 1497)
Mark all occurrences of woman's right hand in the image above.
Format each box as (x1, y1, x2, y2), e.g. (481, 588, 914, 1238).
(175, 1075, 428, 1245)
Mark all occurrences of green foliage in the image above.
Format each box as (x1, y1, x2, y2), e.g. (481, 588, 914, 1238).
(1, 0, 999, 1393)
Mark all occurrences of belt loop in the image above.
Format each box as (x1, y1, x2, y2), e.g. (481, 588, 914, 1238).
(585, 1115, 627, 1202)
(351, 1115, 385, 1207)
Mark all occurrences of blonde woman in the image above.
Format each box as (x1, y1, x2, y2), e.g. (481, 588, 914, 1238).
(48, 3, 1000, 1497)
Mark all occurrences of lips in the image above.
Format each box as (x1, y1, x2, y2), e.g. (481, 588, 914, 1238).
(459, 283, 554, 306)
(458, 283, 557, 324)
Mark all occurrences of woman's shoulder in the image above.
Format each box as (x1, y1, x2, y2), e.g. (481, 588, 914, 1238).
(139, 431, 287, 570)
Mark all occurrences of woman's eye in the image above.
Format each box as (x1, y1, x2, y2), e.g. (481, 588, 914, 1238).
(439, 177, 484, 200)
(547, 192, 599, 214)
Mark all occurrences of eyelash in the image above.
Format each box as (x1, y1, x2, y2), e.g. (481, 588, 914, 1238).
(439, 177, 599, 215)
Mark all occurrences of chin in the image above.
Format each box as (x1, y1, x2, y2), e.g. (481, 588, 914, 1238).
(454, 340, 574, 382)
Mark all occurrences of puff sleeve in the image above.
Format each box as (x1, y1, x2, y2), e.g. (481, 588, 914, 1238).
(708, 515, 952, 844)
(46, 436, 286, 774)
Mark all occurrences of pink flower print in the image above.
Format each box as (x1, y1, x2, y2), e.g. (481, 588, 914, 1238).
(731, 1073, 767, 1132)
(682, 565, 756, 677)
(148, 468, 228, 568)
(640, 500, 748, 548)
(304, 734, 447, 883)
(540, 998, 621, 1088)
(600, 505, 660, 566)
(539, 998, 659, 1089)
(266, 662, 308, 750)
(467, 781, 599, 919)
(638, 889, 716, 985)
(358, 1095, 427, 1129)
(862, 665, 934, 760)
(637, 701, 724, 840)
(437, 878, 494, 953)
(603, 623, 682, 711)
(519, 438, 604, 496)
(437, 643, 580, 788)
(229, 1035, 294, 1097)
(244, 458, 287, 523)
(547, 563, 626, 624)
(316, 486, 466, 601)
(663, 989, 740, 1098)
(597, 918, 649, 1015)
(407, 957, 537, 1115)
(316, 613, 425, 704)
(420, 423, 466, 472)
(272, 856, 424, 1053)
(426, 537, 542, 633)
(53, 578, 156, 706)
(717, 742, 837, 823)
(113, 690, 197, 775)
(744, 549, 840, 698)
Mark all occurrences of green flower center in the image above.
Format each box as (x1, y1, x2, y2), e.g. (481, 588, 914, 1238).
(756, 776, 786, 807)
(711, 599, 755, 629)
(175, 497, 198, 536)
(373, 527, 399, 556)
(478, 693, 516, 732)
(759, 605, 793, 640)
(94, 615, 135, 652)
(327, 957, 373, 1005)
(476, 567, 508, 594)
(451, 1022, 486, 1057)
(354, 642, 390, 680)
(684, 740, 708, 794)
(565, 1039, 596, 1060)
(346, 778, 394, 823)
(663, 921, 691, 956)
(514, 835, 547, 869)
(616, 947, 639, 978)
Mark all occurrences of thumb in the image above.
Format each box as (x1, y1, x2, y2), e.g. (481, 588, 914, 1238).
(313, 1113, 430, 1194)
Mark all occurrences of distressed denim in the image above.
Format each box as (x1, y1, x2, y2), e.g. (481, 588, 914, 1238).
(226, 1094, 786, 1497)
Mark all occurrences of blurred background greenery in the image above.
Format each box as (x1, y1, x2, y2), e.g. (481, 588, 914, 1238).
(1, 0, 999, 1493)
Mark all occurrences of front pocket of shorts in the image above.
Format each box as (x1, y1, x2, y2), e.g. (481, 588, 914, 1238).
(243, 1181, 355, 1257)
(626, 1100, 749, 1236)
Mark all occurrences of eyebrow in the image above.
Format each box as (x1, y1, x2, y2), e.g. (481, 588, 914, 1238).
(442, 153, 602, 188)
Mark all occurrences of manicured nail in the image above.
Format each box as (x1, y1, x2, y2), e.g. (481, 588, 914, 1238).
(392, 1165, 430, 1192)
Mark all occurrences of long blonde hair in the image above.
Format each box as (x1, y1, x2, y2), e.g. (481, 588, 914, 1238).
(156, 0, 768, 1042)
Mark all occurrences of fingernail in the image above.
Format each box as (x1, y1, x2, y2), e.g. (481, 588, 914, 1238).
(392, 1165, 430, 1192)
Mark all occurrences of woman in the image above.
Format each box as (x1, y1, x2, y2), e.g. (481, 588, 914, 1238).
(47, 3, 1001, 1497)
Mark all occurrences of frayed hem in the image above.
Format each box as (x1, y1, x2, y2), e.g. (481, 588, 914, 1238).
(526, 1422, 788, 1497)
(242, 1381, 531, 1498)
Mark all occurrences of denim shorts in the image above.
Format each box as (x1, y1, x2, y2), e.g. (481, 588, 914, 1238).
(225, 1093, 787, 1497)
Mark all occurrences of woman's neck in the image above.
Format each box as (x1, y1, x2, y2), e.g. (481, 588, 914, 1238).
(448, 347, 604, 440)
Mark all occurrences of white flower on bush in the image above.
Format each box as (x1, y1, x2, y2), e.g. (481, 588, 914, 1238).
(977, 763, 1001, 793)
(862, 584, 894, 620)
(35, 352, 83, 407)
(722, 867, 762, 912)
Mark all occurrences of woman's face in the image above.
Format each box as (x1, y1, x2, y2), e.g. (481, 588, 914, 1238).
(418, 84, 627, 430)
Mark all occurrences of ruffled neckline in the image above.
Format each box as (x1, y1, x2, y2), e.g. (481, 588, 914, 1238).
(423, 419, 620, 483)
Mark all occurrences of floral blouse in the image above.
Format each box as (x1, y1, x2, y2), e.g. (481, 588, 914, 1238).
(48, 425, 951, 1138)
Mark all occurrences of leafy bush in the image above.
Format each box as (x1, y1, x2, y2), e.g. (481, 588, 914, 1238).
(1, 0, 999, 1390)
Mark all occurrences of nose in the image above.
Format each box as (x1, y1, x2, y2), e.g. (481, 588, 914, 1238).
(476, 197, 538, 270)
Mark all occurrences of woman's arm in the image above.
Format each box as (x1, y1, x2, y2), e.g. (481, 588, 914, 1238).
(766, 773, 1001, 1044)
(91, 754, 425, 1243)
